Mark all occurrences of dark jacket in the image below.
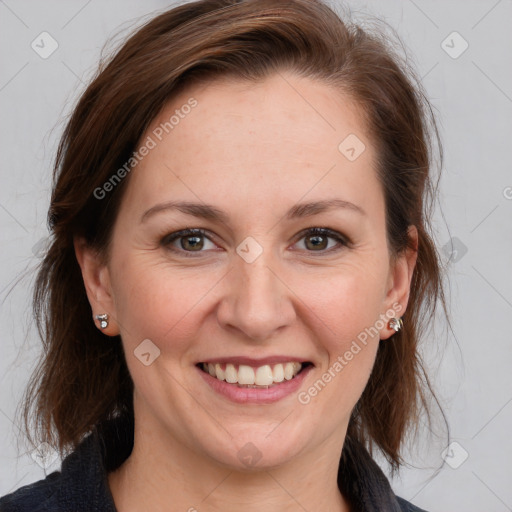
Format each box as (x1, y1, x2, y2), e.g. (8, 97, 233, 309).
(0, 414, 427, 512)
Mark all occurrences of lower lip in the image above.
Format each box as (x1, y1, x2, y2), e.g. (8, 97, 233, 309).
(197, 365, 313, 404)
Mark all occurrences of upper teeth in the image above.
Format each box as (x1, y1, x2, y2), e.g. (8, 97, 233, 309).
(202, 362, 303, 386)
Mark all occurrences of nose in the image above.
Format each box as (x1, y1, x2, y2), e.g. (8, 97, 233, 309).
(216, 249, 296, 342)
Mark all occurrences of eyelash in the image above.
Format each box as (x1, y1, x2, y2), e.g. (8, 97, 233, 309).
(160, 227, 350, 258)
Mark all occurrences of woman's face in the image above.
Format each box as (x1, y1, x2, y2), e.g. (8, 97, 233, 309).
(78, 72, 416, 470)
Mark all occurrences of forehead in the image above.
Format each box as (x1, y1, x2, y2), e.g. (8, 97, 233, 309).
(121, 72, 382, 219)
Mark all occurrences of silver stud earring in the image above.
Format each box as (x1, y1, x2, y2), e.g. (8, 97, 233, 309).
(95, 314, 109, 329)
(388, 316, 403, 332)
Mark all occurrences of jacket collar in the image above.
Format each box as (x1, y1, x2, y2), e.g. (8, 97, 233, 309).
(56, 414, 404, 511)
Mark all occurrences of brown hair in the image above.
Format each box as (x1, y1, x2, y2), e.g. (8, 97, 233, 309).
(20, 0, 448, 471)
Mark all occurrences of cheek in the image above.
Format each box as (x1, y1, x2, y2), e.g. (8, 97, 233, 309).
(110, 254, 220, 353)
(302, 268, 385, 394)
(305, 263, 387, 340)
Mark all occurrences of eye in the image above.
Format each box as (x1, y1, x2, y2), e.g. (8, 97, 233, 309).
(161, 228, 218, 256)
(292, 227, 349, 254)
(161, 227, 350, 258)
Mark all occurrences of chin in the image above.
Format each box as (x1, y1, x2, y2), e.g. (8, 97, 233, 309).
(200, 426, 309, 471)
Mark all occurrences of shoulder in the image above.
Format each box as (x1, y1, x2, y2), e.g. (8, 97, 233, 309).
(396, 495, 429, 512)
(0, 416, 132, 512)
(0, 471, 62, 511)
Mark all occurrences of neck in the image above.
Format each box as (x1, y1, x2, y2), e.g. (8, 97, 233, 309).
(108, 412, 352, 512)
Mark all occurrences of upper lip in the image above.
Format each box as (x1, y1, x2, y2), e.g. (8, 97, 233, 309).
(198, 356, 313, 366)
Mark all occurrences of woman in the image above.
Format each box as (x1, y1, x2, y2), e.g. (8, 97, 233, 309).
(0, 0, 448, 510)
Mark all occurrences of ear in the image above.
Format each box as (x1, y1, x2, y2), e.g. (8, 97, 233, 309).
(379, 225, 418, 340)
(74, 236, 120, 336)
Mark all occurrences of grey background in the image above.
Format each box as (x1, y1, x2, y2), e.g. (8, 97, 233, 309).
(1, 1, 511, 510)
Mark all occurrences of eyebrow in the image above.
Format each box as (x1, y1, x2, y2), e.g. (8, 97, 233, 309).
(140, 198, 366, 224)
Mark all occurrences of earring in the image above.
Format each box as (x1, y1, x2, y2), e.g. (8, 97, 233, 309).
(388, 316, 403, 332)
(95, 313, 109, 329)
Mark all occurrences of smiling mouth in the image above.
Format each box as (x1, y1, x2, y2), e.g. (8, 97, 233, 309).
(197, 361, 313, 388)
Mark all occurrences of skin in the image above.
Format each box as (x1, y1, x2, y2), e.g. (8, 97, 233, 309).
(75, 71, 418, 512)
